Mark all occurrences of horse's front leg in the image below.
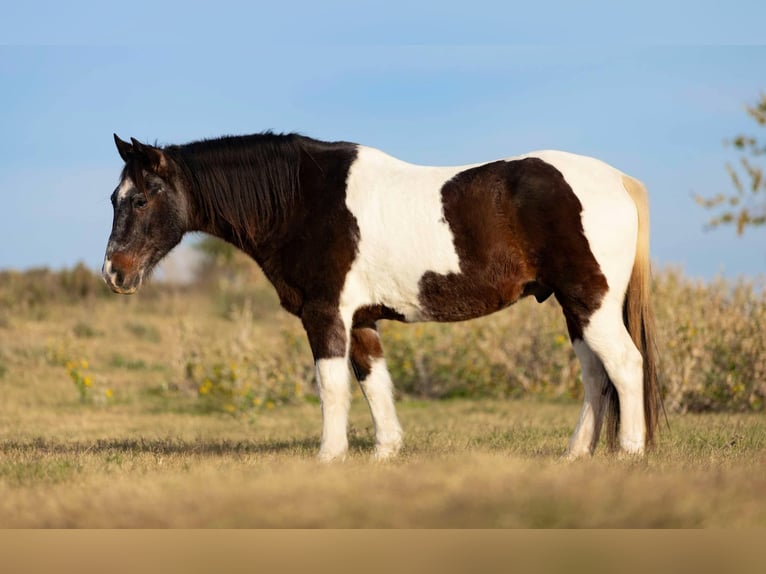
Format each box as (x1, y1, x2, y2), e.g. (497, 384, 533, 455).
(350, 326, 403, 460)
(302, 306, 352, 462)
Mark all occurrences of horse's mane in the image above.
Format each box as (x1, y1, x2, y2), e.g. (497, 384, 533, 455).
(166, 132, 304, 244)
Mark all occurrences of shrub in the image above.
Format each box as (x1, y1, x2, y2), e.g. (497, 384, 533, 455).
(178, 266, 766, 414)
(179, 305, 314, 415)
(7, 262, 764, 414)
(655, 269, 766, 412)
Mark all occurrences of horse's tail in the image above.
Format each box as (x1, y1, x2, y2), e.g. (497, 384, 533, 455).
(604, 175, 662, 450)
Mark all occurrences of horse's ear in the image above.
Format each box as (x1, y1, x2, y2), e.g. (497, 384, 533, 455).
(130, 137, 169, 176)
(114, 134, 133, 162)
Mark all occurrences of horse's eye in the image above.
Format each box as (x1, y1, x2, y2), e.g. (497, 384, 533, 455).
(133, 196, 148, 210)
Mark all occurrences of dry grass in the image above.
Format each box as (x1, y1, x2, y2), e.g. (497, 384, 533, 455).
(0, 399, 764, 527)
(0, 266, 764, 527)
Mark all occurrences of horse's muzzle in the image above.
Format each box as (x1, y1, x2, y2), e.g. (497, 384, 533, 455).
(102, 258, 142, 294)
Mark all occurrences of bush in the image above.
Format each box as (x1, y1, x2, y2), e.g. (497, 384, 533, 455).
(178, 265, 766, 414)
(179, 304, 314, 415)
(0, 263, 111, 312)
(380, 267, 765, 412)
(4, 261, 764, 414)
(382, 309, 577, 400)
(655, 269, 766, 412)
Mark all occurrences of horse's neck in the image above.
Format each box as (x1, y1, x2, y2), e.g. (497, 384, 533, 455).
(181, 161, 299, 250)
(202, 140, 358, 307)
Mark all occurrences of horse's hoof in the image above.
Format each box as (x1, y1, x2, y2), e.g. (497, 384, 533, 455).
(317, 450, 347, 463)
(372, 442, 402, 462)
(561, 450, 586, 461)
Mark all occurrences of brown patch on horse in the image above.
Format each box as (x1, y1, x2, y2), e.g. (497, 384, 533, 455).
(301, 308, 348, 360)
(268, 139, 360, 360)
(419, 157, 608, 336)
(350, 327, 384, 381)
(348, 305, 404, 380)
(164, 134, 361, 361)
(352, 304, 406, 328)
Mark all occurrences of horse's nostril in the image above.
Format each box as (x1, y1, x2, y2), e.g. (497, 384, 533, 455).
(114, 269, 125, 285)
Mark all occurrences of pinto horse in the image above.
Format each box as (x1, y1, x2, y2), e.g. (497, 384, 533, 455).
(103, 132, 661, 461)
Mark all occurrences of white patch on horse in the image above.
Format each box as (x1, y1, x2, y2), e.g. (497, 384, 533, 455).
(565, 340, 608, 459)
(102, 257, 118, 285)
(358, 357, 403, 460)
(315, 357, 352, 462)
(116, 176, 134, 203)
(341, 146, 472, 320)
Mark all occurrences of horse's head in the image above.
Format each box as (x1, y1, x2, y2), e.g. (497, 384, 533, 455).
(102, 135, 187, 294)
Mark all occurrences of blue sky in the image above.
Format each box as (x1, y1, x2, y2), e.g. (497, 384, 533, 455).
(1, 7, 766, 280)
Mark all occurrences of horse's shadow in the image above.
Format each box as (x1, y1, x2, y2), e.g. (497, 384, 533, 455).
(1, 436, 378, 457)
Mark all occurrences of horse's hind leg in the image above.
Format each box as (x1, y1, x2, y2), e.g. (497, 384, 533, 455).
(582, 300, 646, 454)
(565, 340, 609, 459)
(350, 326, 404, 460)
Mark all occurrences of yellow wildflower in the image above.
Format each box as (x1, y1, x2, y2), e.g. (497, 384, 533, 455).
(105, 389, 114, 399)
(83, 376, 93, 388)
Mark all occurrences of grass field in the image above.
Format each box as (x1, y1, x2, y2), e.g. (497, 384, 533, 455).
(0, 268, 764, 527)
(1, 398, 764, 527)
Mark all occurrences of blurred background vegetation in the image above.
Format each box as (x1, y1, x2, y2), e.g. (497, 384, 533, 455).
(1, 242, 763, 417)
(696, 93, 766, 234)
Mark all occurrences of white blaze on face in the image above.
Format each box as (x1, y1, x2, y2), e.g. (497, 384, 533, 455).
(116, 175, 134, 203)
(340, 146, 471, 321)
(103, 174, 136, 289)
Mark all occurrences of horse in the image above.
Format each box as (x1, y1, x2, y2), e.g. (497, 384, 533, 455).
(103, 132, 661, 461)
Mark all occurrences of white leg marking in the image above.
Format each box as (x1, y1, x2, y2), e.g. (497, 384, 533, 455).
(315, 357, 352, 462)
(583, 301, 646, 454)
(565, 340, 608, 459)
(357, 358, 404, 460)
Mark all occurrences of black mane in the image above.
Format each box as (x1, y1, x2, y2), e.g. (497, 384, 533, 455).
(164, 132, 313, 244)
